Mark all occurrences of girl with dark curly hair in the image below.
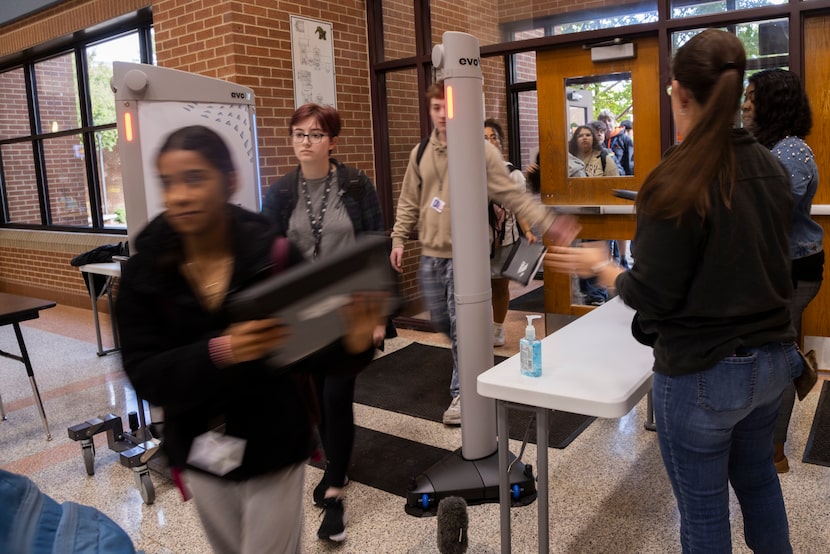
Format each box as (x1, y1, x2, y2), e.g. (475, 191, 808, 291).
(743, 68, 824, 474)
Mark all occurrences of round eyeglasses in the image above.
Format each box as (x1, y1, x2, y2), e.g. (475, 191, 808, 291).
(291, 131, 328, 144)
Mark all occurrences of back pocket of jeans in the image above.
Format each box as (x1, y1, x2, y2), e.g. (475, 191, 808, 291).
(697, 355, 757, 412)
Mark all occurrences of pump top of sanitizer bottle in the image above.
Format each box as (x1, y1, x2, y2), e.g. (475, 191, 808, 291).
(524, 315, 541, 340)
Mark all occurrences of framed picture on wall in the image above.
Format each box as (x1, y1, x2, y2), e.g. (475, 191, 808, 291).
(290, 15, 337, 108)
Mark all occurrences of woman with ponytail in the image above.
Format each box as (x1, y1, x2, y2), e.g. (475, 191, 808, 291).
(546, 29, 798, 552)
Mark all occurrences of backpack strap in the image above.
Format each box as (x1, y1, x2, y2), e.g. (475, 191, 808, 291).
(341, 165, 367, 201)
(414, 135, 430, 189)
(271, 171, 300, 235)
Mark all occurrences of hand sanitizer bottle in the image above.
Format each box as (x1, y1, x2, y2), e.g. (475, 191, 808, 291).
(520, 315, 542, 377)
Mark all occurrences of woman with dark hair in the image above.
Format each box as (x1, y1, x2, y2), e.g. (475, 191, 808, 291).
(547, 30, 799, 552)
(743, 68, 823, 473)
(116, 124, 382, 553)
(568, 124, 619, 177)
(262, 104, 389, 543)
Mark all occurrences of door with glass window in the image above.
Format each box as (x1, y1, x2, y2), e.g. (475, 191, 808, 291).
(535, 36, 662, 315)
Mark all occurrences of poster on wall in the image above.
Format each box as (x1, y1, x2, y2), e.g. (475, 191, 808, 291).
(290, 15, 337, 108)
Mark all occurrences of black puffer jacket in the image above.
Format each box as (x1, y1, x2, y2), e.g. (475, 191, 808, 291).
(116, 205, 374, 480)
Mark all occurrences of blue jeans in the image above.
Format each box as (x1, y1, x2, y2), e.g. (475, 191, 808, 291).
(418, 256, 459, 397)
(653, 342, 801, 553)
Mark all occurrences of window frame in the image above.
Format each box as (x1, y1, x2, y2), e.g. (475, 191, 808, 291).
(0, 9, 153, 233)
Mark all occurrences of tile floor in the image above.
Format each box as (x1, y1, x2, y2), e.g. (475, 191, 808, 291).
(2, 283, 829, 553)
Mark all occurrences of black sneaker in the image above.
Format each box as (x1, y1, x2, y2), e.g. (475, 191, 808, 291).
(317, 497, 346, 542)
(313, 474, 349, 506)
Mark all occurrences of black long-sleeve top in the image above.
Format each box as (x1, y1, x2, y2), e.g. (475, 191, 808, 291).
(115, 205, 374, 480)
(617, 129, 796, 376)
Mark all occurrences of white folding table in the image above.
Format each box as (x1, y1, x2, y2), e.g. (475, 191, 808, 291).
(78, 262, 122, 356)
(478, 297, 655, 553)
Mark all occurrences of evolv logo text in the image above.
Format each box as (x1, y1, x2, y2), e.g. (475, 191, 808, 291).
(458, 57, 480, 66)
(230, 91, 248, 99)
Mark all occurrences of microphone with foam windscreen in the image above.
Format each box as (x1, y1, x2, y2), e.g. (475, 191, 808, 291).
(437, 496, 468, 554)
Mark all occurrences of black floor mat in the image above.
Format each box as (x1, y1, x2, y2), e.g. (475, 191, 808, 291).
(355, 342, 595, 449)
(507, 286, 545, 313)
(803, 380, 830, 467)
(309, 427, 452, 497)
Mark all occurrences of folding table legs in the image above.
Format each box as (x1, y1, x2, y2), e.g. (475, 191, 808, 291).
(13, 322, 52, 440)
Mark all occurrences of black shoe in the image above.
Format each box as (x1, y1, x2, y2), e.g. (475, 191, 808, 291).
(317, 497, 346, 542)
(313, 474, 349, 506)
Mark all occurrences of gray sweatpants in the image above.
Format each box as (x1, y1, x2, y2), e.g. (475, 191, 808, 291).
(186, 461, 306, 554)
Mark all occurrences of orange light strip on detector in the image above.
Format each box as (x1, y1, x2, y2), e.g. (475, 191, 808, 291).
(446, 85, 454, 119)
(124, 112, 134, 142)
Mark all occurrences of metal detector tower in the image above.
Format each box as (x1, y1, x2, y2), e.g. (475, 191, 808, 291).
(405, 32, 535, 516)
(112, 62, 261, 248)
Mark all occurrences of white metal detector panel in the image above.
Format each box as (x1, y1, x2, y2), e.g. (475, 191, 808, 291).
(134, 100, 258, 221)
(112, 62, 260, 249)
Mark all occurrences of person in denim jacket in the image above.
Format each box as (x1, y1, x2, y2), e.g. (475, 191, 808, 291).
(743, 68, 824, 473)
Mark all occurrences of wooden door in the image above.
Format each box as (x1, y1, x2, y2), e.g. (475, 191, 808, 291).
(536, 36, 662, 316)
(802, 15, 830, 340)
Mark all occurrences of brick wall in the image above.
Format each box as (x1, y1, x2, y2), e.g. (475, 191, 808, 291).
(152, 0, 376, 193)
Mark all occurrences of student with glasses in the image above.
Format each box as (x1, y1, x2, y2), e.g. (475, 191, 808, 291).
(262, 103, 390, 543)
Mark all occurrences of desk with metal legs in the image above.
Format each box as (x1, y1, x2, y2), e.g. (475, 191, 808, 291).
(78, 262, 121, 356)
(0, 293, 58, 440)
(478, 297, 654, 554)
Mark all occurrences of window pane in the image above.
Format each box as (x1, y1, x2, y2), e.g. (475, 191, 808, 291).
(0, 68, 31, 140)
(513, 30, 540, 84)
(95, 129, 126, 229)
(505, 1, 657, 41)
(516, 89, 538, 172)
(87, 33, 141, 126)
(386, 70, 421, 206)
(1, 142, 41, 224)
(34, 53, 81, 133)
(383, 0, 416, 60)
(671, 0, 787, 19)
(43, 134, 91, 226)
(671, 18, 789, 70)
(149, 27, 157, 64)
